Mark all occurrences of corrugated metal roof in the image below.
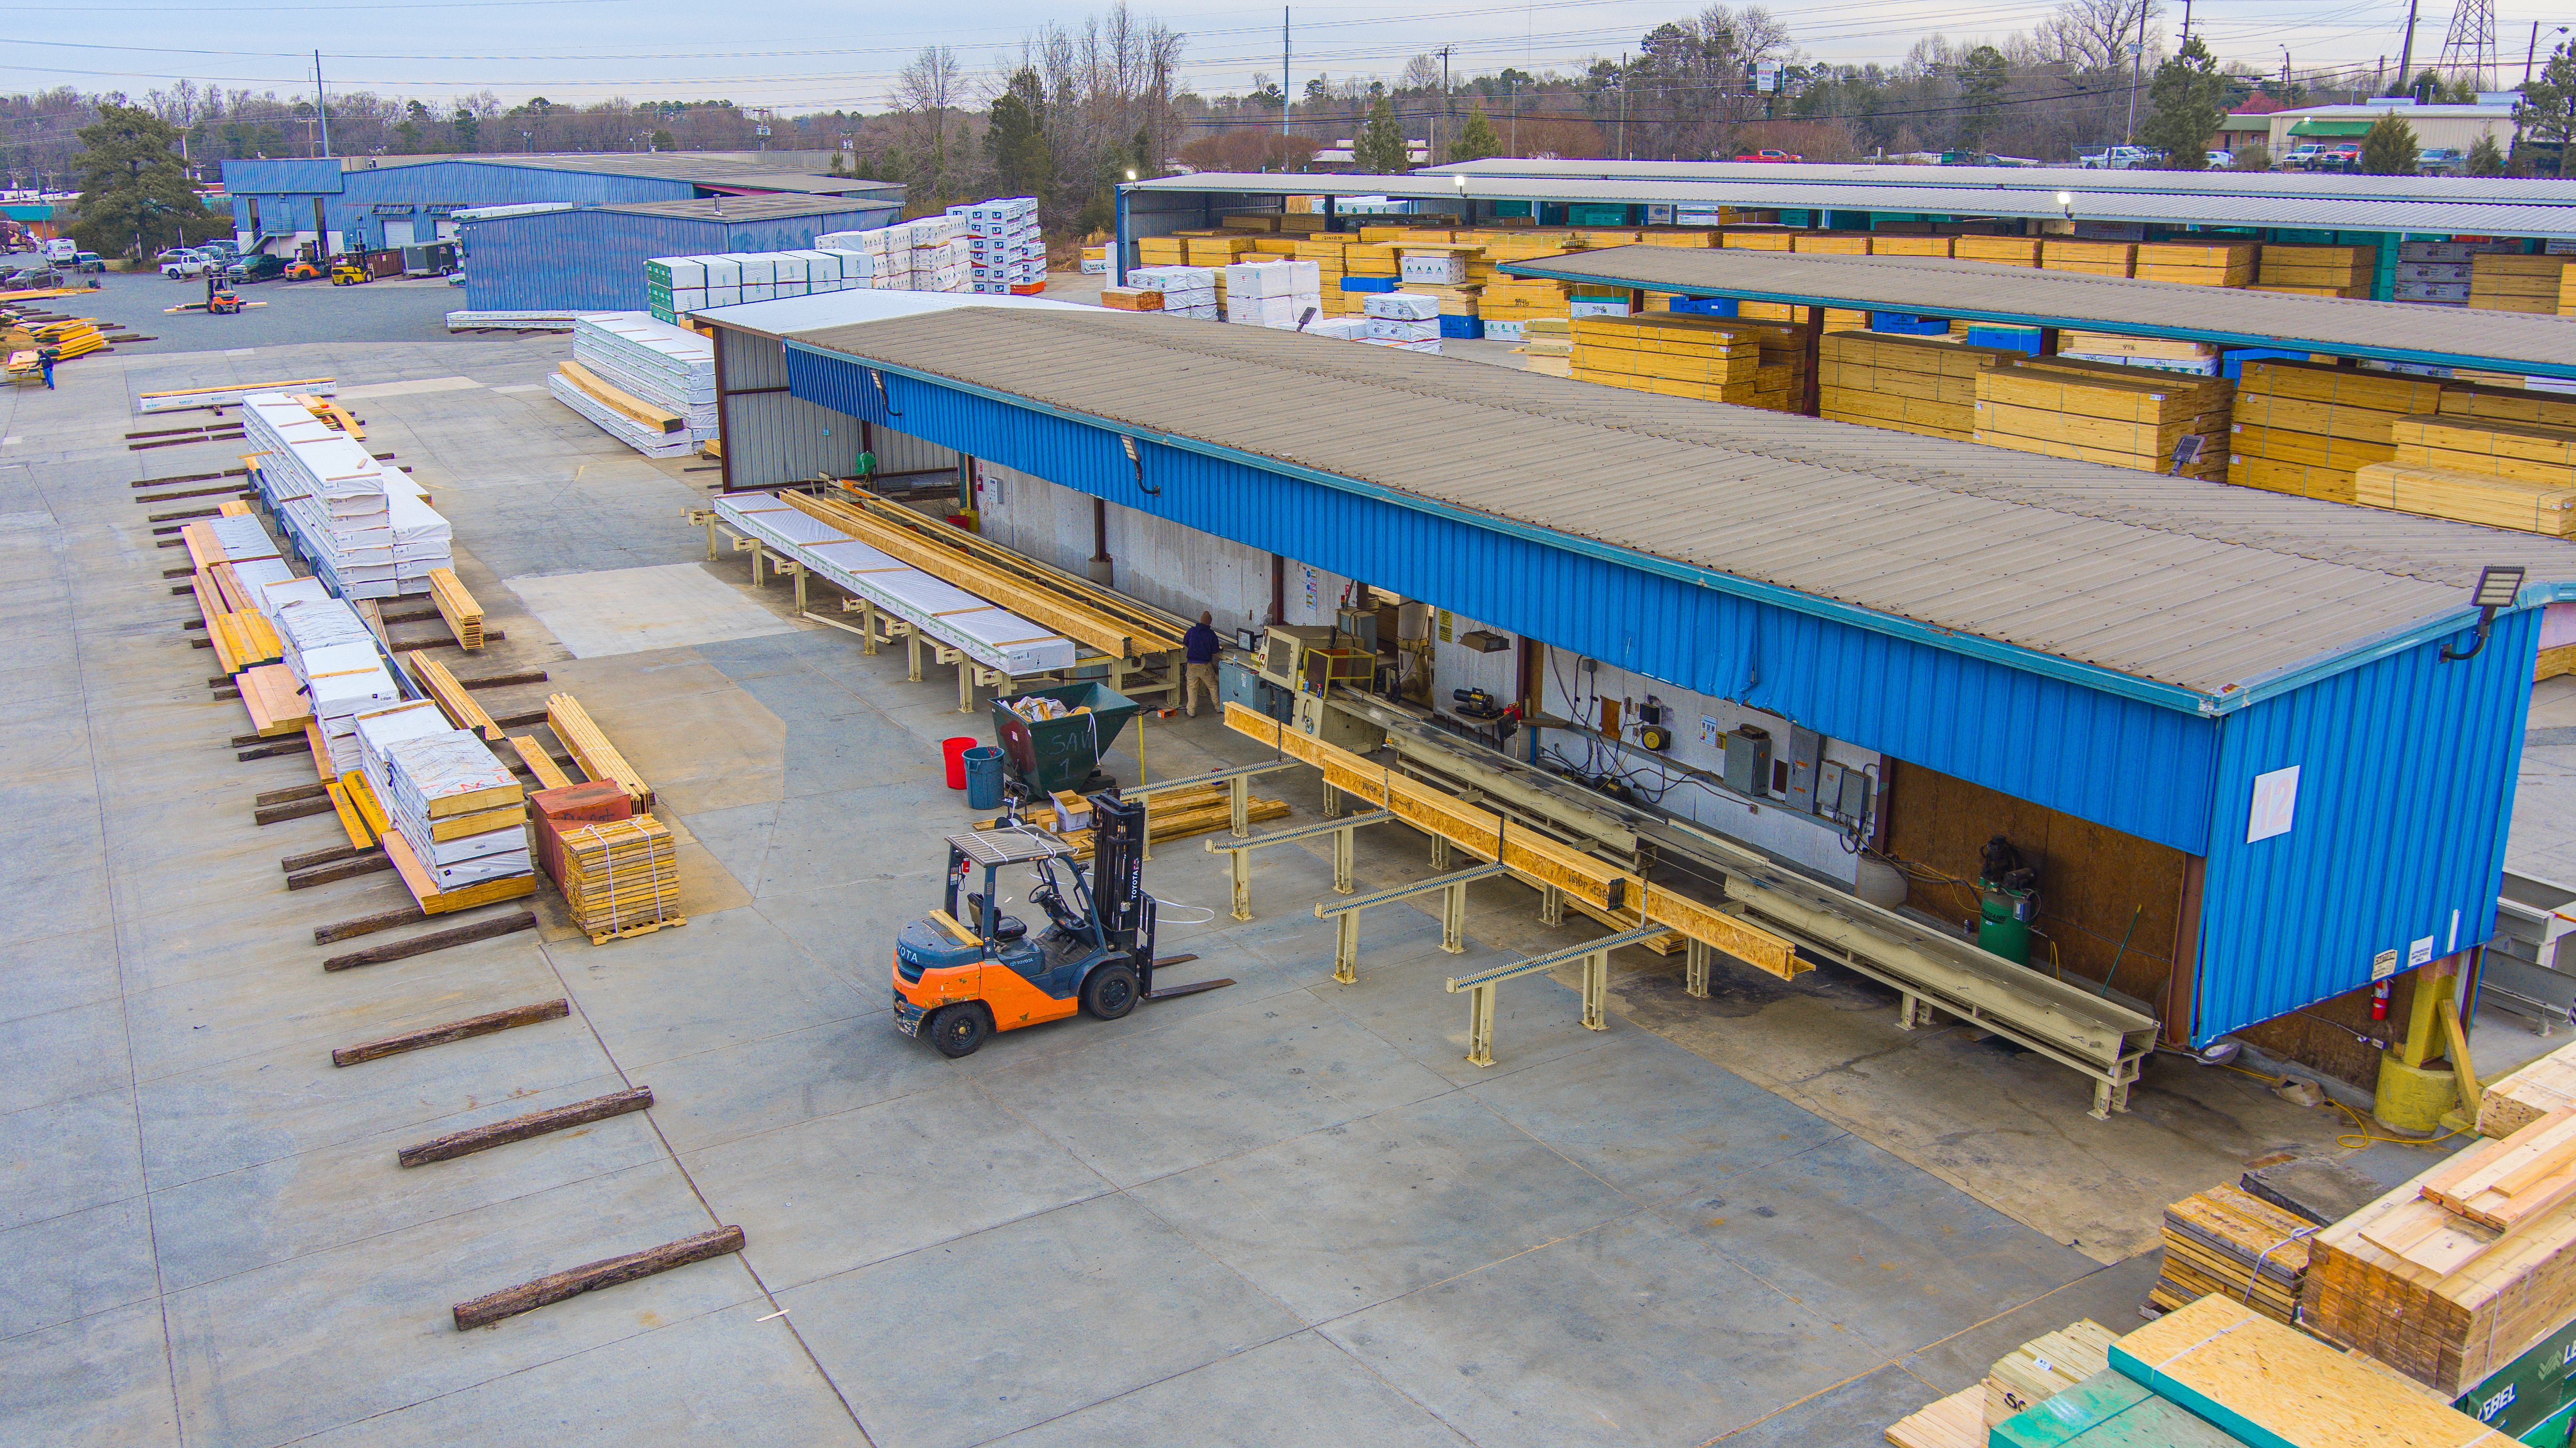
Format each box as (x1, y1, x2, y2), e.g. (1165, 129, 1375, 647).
(1128, 171, 2576, 238)
(1421, 156, 2576, 208)
(357, 151, 851, 181)
(1505, 245, 2576, 379)
(777, 307, 2576, 700)
(601, 194, 885, 221)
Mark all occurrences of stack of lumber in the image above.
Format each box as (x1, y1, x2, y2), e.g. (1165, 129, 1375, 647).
(1975, 360, 2232, 479)
(1988, 1371, 2256, 1448)
(2480, 1038, 2576, 1138)
(2056, 332, 2222, 373)
(2256, 244, 2374, 298)
(428, 567, 483, 650)
(1884, 1387, 1985, 1448)
(2146, 1183, 2312, 1323)
(236, 664, 311, 739)
(2040, 240, 2136, 277)
(2304, 1106, 2576, 1393)
(1820, 331, 2020, 442)
(2355, 413, 2576, 534)
(2470, 253, 2576, 314)
(1720, 230, 1796, 254)
(2565, 265, 2576, 318)
(558, 817, 684, 943)
(2227, 357, 2443, 503)
(1569, 313, 1764, 403)
(241, 390, 447, 600)
(550, 313, 713, 458)
(191, 554, 292, 676)
(1954, 235, 2043, 266)
(1984, 1319, 2120, 1424)
(1791, 232, 1873, 256)
(1183, 233, 1256, 267)
(2442, 380, 2576, 432)
(275, 596, 402, 776)
(1481, 277, 1573, 323)
(352, 700, 451, 835)
(380, 730, 531, 892)
(978, 781, 1289, 860)
(1292, 237, 1354, 314)
(1871, 235, 1956, 259)
(547, 693, 651, 811)
(2121, 1294, 2503, 1445)
(1515, 317, 1571, 378)
(2132, 242, 2258, 287)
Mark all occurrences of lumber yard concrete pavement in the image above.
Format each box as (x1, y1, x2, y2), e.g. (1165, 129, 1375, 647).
(0, 320, 2452, 1448)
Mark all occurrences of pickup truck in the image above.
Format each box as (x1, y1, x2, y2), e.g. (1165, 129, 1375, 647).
(161, 250, 217, 279)
(2275, 144, 2327, 169)
(2078, 145, 2161, 169)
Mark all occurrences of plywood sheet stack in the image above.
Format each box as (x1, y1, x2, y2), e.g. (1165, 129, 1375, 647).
(1570, 313, 1765, 403)
(1977, 356, 2232, 479)
(2303, 1106, 2576, 1395)
(2480, 1039, 2576, 1138)
(2132, 242, 2258, 287)
(2227, 357, 2443, 503)
(1954, 235, 2043, 267)
(1982, 1319, 2120, 1425)
(2359, 413, 2576, 534)
(558, 818, 683, 942)
(2116, 1295, 2502, 1448)
(1820, 331, 2020, 442)
(2469, 252, 2576, 314)
(2256, 243, 2374, 298)
(2147, 1183, 2311, 1322)
(2040, 239, 2136, 278)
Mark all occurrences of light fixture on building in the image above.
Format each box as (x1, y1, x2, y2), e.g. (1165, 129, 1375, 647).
(2440, 563, 2527, 661)
(1122, 434, 1159, 496)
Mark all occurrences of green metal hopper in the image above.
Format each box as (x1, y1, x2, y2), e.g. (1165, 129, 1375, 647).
(989, 682, 1142, 796)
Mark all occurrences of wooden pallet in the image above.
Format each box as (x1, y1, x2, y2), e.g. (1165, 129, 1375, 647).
(546, 693, 649, 809)
(428, 568, 483, 650)
(590, 915, 687, 947)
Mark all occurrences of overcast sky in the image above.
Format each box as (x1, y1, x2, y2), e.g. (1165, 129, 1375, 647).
(0, 0, 2554, 116)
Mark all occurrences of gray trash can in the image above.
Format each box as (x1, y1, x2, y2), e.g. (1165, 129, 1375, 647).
(963, 746, 1006, 811)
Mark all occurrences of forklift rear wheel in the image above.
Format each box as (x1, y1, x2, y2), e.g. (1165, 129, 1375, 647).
(927, 1004, 988, 1058)
(1082, 964, 1139, 1021)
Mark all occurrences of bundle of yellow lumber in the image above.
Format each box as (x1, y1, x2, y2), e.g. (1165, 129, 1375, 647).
(2564, 266, 2576, 317)
(1184, 234, 1257, 266)
(2126, 1295, 2505, 1447)
(2483, 1040, 2576, 1137)
(1133, 236, 1184, 265)
(556, 359, 682, 434)
(1870, 235, 1956, 259)
(1570, 313, 1767, 403)
(1983, 1319, 2119, 1425)
(2470, 253, 2576, 314)
(559, 816, 684, 942)
(236, 663, 310, 739)
(1515, 318, 1572, 377)
(2259, 243, 2373, 297)
(25, 318, 107, 359)
(2351, 414, 2576, 534)
(1634, 227, 1719, 248)
(2228, 358, 2443, 504)
(1791, 232, 1873, 255)
(1820, 331, 2019, 441)
(1481, 277, 1572, 322)
(547, 693, 651, 809)
(1953, 235, 2043, 266)
(1244, 235, 1298, 256)
(2303, 1105, 2576, 1392)
(2441, 380, 2576, 431)
(1276, 211, 1327, 233)
(976, 781, 1288, 860)
(1720, 229, 1796, 253)
(1219, 214, 1276, 232)
(2039, 239, 2135, 277)
(2133, 241, 2258, 286)
(1883, 1388, 1984, 1448)
(1976, 356, 2232, 480)
(2147, 1183, 2313, 1323)
(2057, 331, 2221, 364)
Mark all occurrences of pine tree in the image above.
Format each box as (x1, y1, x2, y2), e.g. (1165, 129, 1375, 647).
(70, 104, 224, 261)
(984, 67, 1054, 206)
(2520, 41, 2576, 178)
(1353, 95, 1408, 172)
(2360, 113, 2419, 175)
(1446, 105, 1502, 162)
(2465, 133, 2505, 176)
(2139, 36, 2228, 169)
(1957, 46, 2008, 152)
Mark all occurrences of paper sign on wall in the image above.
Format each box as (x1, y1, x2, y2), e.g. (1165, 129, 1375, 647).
(2247, 765, 2300, 844)
(1701, 715, 1722, 746)
(2409, 935, 2435, 970)
(2372, 949, 2399, 982)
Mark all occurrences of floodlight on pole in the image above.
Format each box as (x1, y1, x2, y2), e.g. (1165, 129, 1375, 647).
(2441, 563, 2528, 661)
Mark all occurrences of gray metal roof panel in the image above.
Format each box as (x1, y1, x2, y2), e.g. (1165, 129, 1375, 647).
(773, 308, 2576, 698)
(1422, 156, 2576, 208)
(1503, 246, 2576, 379)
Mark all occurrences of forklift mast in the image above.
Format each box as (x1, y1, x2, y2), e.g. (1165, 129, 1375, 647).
(1087, 791, 1158, 991)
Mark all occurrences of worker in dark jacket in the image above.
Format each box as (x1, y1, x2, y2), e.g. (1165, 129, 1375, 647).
(1183, 611, 1220, 717)
(38, 346, 57, 389)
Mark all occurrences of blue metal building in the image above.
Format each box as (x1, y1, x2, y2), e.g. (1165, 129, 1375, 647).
(700, 301, 2576, 1051)
(456, 193, 902, 312)
(218, 152, 899, 259)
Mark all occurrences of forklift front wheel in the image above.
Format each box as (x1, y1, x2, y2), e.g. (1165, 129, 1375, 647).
(927, 1004, 989, 1058)
(1082, 964, 1139, 1021)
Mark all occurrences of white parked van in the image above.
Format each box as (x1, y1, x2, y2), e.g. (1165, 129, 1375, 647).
(41, 237, 76, 263)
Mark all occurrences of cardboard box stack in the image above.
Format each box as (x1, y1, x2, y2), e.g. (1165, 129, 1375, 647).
(1819, 331, 2020, 441)
(2255, 243, 2373, 298)
(1569, 313, 1765, 403)
(2132, 241, 2258, 286)
(1360, 292, 1441, 353)
(2471, 251, 2576, 314)
(380, 732, 531, 892)
(1974, 356, 2233, 480)
(1126, 265, 1217, 320)
(2040, 239, 2135, 277)
(1223, 259, 1322, 329)
(2357, 411, 2576, 534)
(953, 196, 1043, 294)
(2229, 357, 2440, 502)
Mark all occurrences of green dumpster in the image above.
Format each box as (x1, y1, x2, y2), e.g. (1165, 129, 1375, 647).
(990, 682, 1142, 797)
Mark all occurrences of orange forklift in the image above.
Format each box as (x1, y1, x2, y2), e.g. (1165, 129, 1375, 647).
(891, 791, 1227, 1057)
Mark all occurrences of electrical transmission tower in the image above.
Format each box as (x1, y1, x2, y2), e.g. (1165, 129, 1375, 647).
(2434, 0, 2498, 94)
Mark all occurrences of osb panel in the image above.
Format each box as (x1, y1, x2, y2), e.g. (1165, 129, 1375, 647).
(1882, 757, 2190, 1006)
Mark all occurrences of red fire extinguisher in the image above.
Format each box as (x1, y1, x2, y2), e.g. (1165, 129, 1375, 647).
(2371, 979, 2392, 1022)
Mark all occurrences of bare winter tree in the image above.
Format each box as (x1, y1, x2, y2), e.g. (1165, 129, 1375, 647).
(894, 44, 966, 203)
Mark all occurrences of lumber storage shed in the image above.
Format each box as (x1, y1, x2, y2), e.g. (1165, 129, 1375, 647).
(702, 300, 2576, 1055)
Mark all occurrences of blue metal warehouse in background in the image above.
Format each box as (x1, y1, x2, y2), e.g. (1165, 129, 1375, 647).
(455, 193, 904, 312)
(691, 296, 2576, 1057)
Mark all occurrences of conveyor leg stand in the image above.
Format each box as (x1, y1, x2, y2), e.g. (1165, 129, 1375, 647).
(861, 600, 877, 656)
(1896, 992, 1932, 1030)
(956, 660, 974, 715)
(1465, 983, 1496, 1067)
(1429, 834, 1449, 870)
(1333, 913, 1360, 985)
(1580, 948, 1610, 1032)
(1539, 884, 1563, 926)
(906, 630, 923, 683)
(1228, 847, 1252, 921)
(1332, 823, 1356, 894)
(1441, 880, 1468, 954)
(1229, 775, 1250, 837)
(1684, 939, 1711, 999)
(704, 516, 717, 561)
(1322, 785, 1342, 820)
(793, 562, 806, 614)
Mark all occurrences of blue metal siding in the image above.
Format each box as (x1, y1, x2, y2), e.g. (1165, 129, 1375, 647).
(786, 342, 2220, 851)
(2191, 608, 2537, 1043)
(461, 203, 898, 310)
(221, 158, 344, 195)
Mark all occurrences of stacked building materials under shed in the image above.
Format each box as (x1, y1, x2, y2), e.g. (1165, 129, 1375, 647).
(552, 312, 715, 459)
(1221, 258, 1323, 330)
(2227, 357, 2441, 503)
(1818, 330, 2019, 441)
(2041, 239, 2136, 278)
(2471, 252, 2576, 314)
(2358, 410, 2576, 535)
(1952, 235, 2043, 266)
(1123, 265, 1217, 320)
(240, 393, 441, 599)
(379, 730, 531, 892)
(1975, 356, 2232, 480)
(1569, 313, 1767, 404)
(2254, 243, 2374, 298)
(2130, 241, 2258, 287)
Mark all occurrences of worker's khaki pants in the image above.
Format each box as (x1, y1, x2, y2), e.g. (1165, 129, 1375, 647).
(1185, 662, 1218, 716)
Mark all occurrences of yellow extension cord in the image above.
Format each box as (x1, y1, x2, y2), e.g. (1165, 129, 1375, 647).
(2202, 1056, 2466, 1151)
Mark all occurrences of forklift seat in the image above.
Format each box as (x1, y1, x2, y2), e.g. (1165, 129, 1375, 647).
(966, 894, 1029, 943)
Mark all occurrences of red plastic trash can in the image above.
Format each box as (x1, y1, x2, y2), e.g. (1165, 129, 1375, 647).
(942, 736, 979, 790)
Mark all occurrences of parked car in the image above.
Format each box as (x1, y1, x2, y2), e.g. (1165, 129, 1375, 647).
(2078, 145, 2159, 169)
(2416, 147, 2462, 174)
(153, 245, 197, 265)
(68, 251, 106, 273)
(2313, 143, 2364, 173)
(2205, 150, 2234, 168)
(2275, 143, 2326, 169)
(225, 253, 286, 283)
(1731, 148, 1803, 162)
(161, 250, 216, 279)
(41, 236, 76, 263)
(3, 264, 64, 290)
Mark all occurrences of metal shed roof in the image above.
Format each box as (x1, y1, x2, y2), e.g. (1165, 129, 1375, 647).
(600, 194, 891, 221)
(1128, 171, 2576, 239)
(1501, 245, 2576, 380)
(776, 306, 2576, 702)
(1418, 157, 2576, 208)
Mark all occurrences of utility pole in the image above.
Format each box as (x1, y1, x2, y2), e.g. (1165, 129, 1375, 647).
(2396, 0, 2421, 96)
(2180, 0, 2191, 44)
(2530, 21, 2544, 84)
(1282, 7, 1291, 146)
(1436, 44, 1454, 163)
(2123, 0, 2148, 145)
(314, 50, 331, 158)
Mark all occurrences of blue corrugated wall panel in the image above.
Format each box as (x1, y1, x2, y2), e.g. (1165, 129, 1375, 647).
(2191, 607, 2536, 1043)
(226, 160, 701, 241)
(462, 203, 899, 311)
(786, 342, 2220, 851)
(221, 158, 344, 195)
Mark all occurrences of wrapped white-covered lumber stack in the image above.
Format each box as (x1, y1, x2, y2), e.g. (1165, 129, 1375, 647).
(238, 393, 454, 598)
(352, 700, 451, 806)
(274, 597, 401, 775)
(1361, 292, 1443, 354)
(1127, 266, 1218, 320)
(548, 311, 714, 460)
(1224, 259, 1324, 330)
(380, 731, 531, 890)
(949, 196, 1042, 294)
